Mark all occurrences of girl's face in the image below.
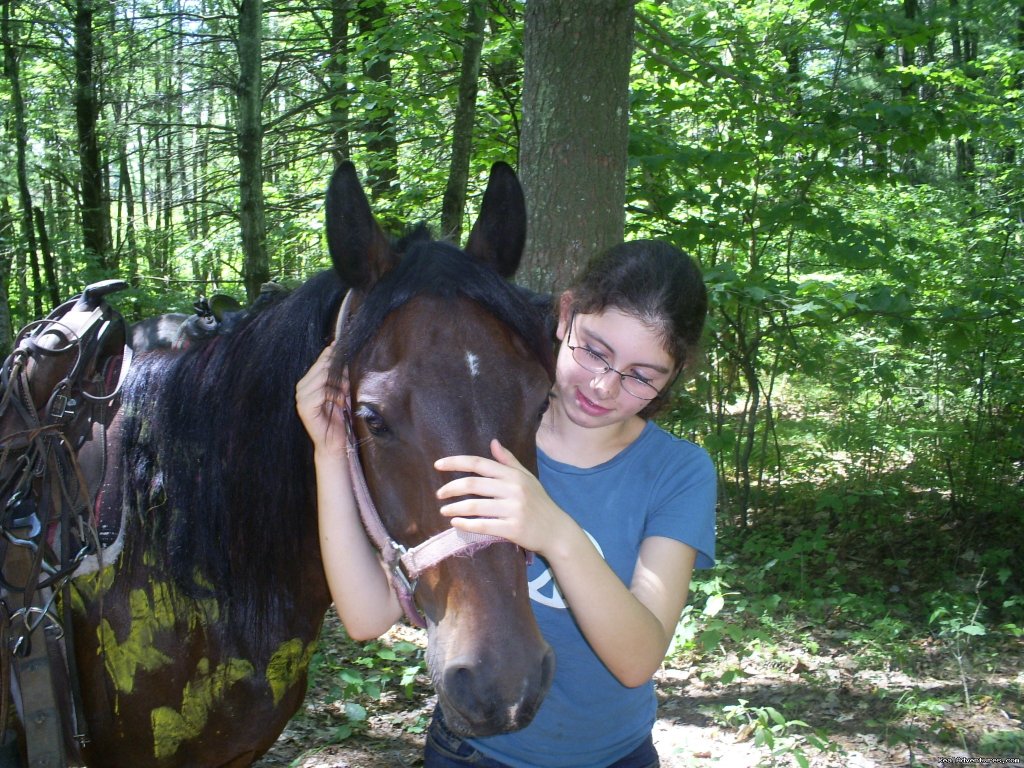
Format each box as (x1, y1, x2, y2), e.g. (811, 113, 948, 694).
(551, 300, 677, 428)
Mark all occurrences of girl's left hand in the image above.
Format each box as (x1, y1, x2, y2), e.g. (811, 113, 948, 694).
(434, 440, 567, 556)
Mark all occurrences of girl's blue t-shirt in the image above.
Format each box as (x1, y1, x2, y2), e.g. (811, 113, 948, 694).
(470, 420, 717, 768)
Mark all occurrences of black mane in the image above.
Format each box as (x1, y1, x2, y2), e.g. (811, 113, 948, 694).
(119, 270, 344, 646)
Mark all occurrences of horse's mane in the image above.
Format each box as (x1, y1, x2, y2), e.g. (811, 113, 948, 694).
(119, 270, 344, 647)
(345, 232, 555, 378)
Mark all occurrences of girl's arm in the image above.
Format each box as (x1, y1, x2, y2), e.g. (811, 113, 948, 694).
(434, 440, 695, 687)
(297, 345, 403, 640)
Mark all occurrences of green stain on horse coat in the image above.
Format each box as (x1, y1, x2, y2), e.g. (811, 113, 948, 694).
(151, 657, 254, 761)
(95, 578, 220, 695)
(266, 638, 317, 706)
(68, 566, 117, 612)
(97, 585, 175, 694)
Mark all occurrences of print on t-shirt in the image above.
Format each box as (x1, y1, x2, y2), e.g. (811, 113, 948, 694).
(527, 529, 604, 610)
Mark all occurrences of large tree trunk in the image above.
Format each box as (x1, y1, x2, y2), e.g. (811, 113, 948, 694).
(440, 0, 487, 243)
(518, 0, 634, 292)
(74, 0, 110, 274)
(357, 0, 399, 200)
(0, 199, 14, 355)
(236, 0, 269, 302)
(328, 0, 350, 164)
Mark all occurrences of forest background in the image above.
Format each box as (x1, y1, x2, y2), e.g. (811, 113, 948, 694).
(1, 0, 1022, 764)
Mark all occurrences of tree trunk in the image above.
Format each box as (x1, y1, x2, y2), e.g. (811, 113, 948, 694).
(74, 0, 110, 274)
(0, 199, 14, 354)
(518, 0, 634, 292)
(328, 0, 350, 164)
(441, 0, 487, 243)
(118, 139, 139, 283)
(236, 0, 269, 302)
(357, 0, 399, 200)
(950, 0, 977, 187)
(2, 0, 42, 314)
(34, 209, 59, 308)
(161, 68, 174, 276)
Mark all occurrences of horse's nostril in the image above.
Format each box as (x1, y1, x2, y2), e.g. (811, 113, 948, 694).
(513, 644, 555, 728)
(443, 661, 480, 705)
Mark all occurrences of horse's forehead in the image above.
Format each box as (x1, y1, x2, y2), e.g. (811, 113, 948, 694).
(353, 296, 540, 396)
(366, 297, 513, 360)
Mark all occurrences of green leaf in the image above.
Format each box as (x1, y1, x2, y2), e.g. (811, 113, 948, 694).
(958, 624, 987, 636)
(344, 702, 367, 722)
(704, 594, 726, 617)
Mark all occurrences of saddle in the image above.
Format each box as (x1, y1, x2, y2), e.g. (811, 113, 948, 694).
(0, 279, 133, 766)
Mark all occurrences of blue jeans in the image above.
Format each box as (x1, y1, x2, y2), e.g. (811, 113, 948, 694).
(423, 707, 660, 768)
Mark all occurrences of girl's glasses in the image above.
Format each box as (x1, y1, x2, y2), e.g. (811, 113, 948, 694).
(565, 312, 660, 401)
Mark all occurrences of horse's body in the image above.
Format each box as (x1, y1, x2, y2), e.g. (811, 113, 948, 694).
(0, 163, 554, 766)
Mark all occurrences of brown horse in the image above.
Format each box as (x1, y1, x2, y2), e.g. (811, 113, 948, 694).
(0, 162, 554, 767)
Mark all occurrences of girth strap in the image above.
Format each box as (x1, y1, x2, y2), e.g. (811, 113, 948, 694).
(1, 537, 68, 768)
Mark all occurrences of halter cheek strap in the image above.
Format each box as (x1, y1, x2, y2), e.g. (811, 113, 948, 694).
(334, 290, 506, 628)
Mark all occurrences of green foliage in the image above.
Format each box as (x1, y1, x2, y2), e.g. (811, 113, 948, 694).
(721, 698, 837, 768)
(306, 631, 425, 743)
(977, 729, 1024, 756)
(672, 516, 1021, 762)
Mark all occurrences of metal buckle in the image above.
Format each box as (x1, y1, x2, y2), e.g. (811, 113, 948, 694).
(388, 539, 418, 595)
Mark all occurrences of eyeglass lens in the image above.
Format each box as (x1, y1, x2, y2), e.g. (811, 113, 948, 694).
(568, 313, 659, 400)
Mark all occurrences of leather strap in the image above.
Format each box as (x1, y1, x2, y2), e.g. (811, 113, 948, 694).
(2, 540, 67, 767)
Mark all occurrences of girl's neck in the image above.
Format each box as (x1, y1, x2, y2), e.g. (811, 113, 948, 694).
(537, 401, 647, 469)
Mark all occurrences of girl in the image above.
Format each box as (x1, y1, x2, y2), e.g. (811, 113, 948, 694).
(297, 240, 716, 768)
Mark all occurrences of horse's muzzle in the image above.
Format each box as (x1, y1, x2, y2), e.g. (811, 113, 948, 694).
(437, 641, 555, 737)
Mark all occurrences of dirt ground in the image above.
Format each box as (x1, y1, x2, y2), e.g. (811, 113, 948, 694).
(254, 613, 1024, 768)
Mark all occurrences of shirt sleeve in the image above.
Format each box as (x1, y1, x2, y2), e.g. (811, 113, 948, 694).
(642, 436, 717, 569)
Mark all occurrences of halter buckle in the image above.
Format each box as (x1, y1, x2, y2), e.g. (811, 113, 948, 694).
(387, 541, 419, 596)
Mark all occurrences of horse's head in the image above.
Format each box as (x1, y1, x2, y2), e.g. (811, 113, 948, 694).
(325, 162, 556, 736)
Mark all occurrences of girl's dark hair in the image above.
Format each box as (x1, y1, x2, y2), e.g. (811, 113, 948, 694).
(568, 240, 708, 418)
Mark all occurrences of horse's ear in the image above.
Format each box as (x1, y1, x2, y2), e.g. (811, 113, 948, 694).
(464, 162, 526, 279)
(326, 162, 397, 290)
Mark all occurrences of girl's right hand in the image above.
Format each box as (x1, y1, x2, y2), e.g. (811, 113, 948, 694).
(296, 342, 349, 458)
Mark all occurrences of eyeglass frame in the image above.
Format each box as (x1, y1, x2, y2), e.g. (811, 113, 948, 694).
(564, 311, 668, 401)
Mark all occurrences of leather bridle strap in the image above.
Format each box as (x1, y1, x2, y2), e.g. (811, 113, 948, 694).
(334, 290, 505, 628)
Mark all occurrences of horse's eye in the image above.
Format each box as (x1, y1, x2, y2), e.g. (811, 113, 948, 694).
(356, 404, 389, 436)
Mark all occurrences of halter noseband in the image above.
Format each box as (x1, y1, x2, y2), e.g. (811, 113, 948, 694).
(335, 290, 506, 628)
